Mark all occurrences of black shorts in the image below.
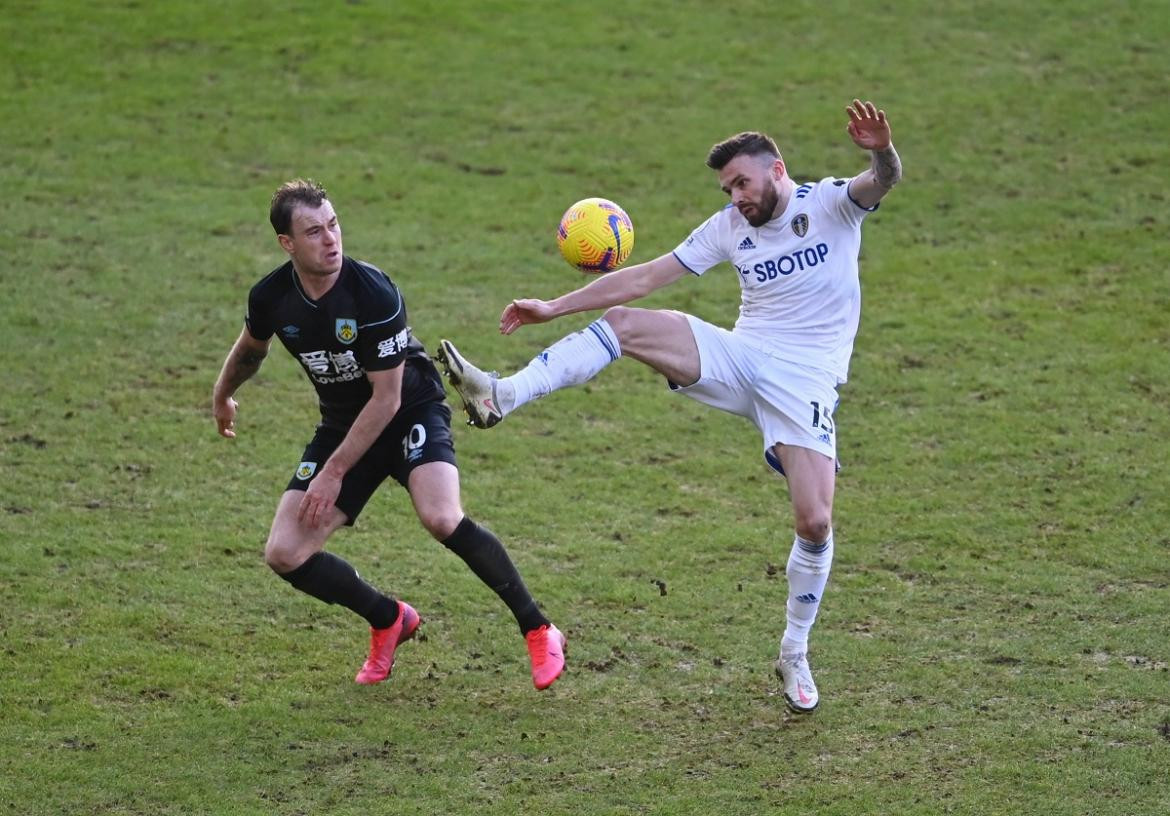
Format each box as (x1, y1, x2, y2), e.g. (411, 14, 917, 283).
(285, 399, 458, 525)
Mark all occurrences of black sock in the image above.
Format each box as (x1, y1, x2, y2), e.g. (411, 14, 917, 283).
(278, 552, 398, 629)
(442, 516, 549, 634)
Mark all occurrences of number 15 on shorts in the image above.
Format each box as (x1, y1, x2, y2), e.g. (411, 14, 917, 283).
(811, 401, 834, 436)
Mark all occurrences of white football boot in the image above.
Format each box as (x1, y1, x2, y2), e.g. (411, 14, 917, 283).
(436, 339, 505, 429)
(775, 652, 819, 713)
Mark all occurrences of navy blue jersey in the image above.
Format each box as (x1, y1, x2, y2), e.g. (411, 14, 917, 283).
(245, 257, 445, 430)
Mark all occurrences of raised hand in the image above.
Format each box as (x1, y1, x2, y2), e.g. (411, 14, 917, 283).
(846, 99, 892, 151)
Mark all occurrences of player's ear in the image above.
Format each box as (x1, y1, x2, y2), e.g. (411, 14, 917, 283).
(277, 233, 295, 254)
(772, 157, 786, 180)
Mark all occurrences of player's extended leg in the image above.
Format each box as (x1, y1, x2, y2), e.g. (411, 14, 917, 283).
(264, 491, 420, 685)
(602, 306, 701, 386)
(407, 461, 566, 690)
(772, 444, 837, 713)
(438, 307, 700, 427)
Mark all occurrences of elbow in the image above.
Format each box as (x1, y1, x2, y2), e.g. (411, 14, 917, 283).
(381, 397, 402, 420)
(629, 272, 668, 300)
(628, 282, 655, 301)
(369, 393, 401, 423)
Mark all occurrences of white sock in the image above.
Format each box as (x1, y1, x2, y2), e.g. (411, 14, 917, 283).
(500, 318, 621, 412)
(781, 531, 834, 657)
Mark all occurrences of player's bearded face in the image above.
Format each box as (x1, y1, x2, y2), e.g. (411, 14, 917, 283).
(287, 202, 344, 276)
(742, 181, 780, 228)
(721, 155, 782, 227)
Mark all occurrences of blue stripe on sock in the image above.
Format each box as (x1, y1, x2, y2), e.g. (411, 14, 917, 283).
(587, 323, 619, 361)
(587, 323, 619, 362)
(796, 536, 831, 555)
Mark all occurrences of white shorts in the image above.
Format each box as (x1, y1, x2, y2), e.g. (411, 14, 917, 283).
(668, 315, 840, 472)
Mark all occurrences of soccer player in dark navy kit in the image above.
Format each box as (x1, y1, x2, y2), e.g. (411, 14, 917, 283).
(212, 179, 565, 690)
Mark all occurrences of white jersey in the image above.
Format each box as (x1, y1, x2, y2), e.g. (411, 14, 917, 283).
(672, 177, 876, 383)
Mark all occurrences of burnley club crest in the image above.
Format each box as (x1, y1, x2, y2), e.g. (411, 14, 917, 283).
(335, 318, 357, 345)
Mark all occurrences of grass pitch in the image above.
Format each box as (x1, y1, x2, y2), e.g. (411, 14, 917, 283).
(2, 1, 1169, 814)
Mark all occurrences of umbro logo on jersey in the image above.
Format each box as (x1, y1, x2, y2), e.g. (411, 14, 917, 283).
(791, 214, 809, 237)
(281, 324, 300, 338)
(737, 237, 756, 250)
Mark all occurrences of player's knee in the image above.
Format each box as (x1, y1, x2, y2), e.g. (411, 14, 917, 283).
(417, 506, 463, 541)
(601, 305, 636, 342)
(794, 513, 832, 544)
(265, 535, 302, 574)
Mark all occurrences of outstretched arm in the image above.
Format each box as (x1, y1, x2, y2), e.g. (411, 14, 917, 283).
(845, 99, 902, 209)
(212, 327, 271, 438)
(500, 252, 690, 335)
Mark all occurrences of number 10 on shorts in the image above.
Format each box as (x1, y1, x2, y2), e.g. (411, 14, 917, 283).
(402, 423, 427, 462)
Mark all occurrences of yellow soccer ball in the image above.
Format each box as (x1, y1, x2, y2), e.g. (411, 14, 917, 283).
(556, 197, 635, 273)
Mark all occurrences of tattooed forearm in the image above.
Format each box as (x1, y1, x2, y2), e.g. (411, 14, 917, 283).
(225, 346, 267, 391)
(872, 145, 902, 189)
(239, 347, 268, 369)
(215, 344, 268, 399)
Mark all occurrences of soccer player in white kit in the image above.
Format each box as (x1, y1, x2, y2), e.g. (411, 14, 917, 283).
(438, 100, 902, 713)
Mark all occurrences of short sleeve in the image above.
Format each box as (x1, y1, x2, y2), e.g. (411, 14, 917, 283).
(671, 209, 731, 276)
(820, 177, 877, 228)
(356, 280, 409, 371)
(245, 285, 274, 341)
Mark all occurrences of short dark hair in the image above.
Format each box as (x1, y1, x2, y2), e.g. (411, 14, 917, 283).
(705, 131, 781, 170)
(269, 178, 329, 235)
